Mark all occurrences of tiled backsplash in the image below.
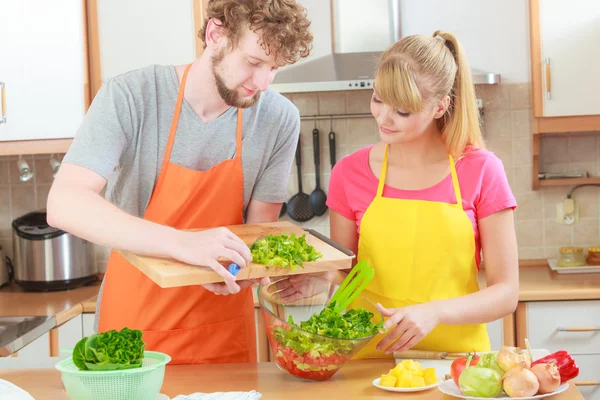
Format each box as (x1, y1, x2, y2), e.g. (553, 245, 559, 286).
(0, 84, 598, 270)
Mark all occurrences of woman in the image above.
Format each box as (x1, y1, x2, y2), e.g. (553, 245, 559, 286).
(269, 30, 519, 357)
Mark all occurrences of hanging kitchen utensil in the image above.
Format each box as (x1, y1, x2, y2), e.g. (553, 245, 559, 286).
(286, 136, 314, 222)
(329, 130, 336, 168)
(328, 260, 374, 313)
(309, 128, 328, 216)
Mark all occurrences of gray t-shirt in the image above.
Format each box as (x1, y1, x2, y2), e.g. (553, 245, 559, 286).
(64, 64, 300, 217)
(63, 65, 300, 331)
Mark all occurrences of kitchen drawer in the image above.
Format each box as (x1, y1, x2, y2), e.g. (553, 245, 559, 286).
(527, 300, 600, 355)
(571, 354, 600, 400)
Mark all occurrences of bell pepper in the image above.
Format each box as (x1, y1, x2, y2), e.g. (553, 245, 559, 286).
(531, 350, 580, 383)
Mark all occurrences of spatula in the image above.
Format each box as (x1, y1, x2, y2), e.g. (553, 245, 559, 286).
(328, 260, 374, 313)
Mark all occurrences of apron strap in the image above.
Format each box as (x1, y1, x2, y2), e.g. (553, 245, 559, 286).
(448, 154, 463, 206)
(235, 108, 243, 157)
(376, 145, 389, 197)
(162, 63, 192, 169)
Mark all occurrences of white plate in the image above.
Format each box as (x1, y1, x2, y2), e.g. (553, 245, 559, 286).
(437, 379, 569, 399)
(547, 258, 600, 274)
(373, 377, 441, 392)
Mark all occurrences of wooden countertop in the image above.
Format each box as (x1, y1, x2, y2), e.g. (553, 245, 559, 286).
(515, 265, 600, 301)
(0, 281, 101, 325)
(0, 360, 584, 400)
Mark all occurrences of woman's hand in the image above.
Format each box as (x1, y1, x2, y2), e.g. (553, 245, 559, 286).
(375, 302, 440, 354)
(266, 272, 334, 303)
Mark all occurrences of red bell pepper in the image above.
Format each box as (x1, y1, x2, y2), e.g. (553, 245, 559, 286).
(531, 350, 580, 383)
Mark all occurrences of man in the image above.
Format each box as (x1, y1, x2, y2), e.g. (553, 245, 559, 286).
(47, 0, 313, 364)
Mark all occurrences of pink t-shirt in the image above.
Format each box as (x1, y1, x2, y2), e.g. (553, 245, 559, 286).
(326, 145, 517, 269)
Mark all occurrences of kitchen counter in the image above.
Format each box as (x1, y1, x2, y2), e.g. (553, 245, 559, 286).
(0, 281, 101, 325)
(515, 264, 600, 301)
(0, 359, 584, 399)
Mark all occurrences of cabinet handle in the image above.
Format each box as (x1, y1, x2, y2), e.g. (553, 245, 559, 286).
(0, 81, 5, 124)
(557, 326, 599, 332)
(544, 58, 552, 100)
(573, 381, 599, 386)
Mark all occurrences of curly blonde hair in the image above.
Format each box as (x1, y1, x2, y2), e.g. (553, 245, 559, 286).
(198, 0, 313, 65)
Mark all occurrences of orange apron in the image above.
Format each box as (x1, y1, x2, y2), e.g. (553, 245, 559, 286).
(98, 64, 256, 365)
(352, 144, 490, 358)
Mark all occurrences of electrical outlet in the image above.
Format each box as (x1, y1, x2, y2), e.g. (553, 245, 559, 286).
(556, 200, 580, 225)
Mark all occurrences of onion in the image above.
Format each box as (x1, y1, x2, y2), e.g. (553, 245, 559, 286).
(503, 363, 540, 398)
(497, 346, 531, 372)
(531, 362, 561, 394)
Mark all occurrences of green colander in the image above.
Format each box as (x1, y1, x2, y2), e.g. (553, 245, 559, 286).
(54, 351, 171, 400)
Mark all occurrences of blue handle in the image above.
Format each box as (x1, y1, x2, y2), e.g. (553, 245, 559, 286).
(228, 263, 241, 276)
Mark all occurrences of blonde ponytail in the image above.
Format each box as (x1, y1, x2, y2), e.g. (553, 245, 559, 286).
(373, 30, 485, 157)
(433, 30, 484, 156)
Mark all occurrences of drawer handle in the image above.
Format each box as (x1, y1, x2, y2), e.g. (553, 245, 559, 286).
(557, 326, 600, 332)
(0, 81, 5, 124)
(573, 381, 599, 387)
(544, 58, 552, 100)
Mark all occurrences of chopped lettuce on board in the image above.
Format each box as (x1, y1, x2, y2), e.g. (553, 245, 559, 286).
(250, 233, 323, 270)
(72, 327, 145, 371)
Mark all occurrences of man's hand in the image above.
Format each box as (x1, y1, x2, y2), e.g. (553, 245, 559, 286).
(170, 227, 253, 294)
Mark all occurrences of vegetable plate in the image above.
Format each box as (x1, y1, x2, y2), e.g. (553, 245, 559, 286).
(437, 379, 569, 400)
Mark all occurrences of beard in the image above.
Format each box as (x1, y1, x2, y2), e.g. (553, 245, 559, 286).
(211, 49, 261, 108)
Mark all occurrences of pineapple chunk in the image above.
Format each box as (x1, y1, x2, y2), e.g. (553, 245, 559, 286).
(395, 369, 412, 388)
(379, 373, 397, 387)
(423, 368, 437, 385)
(390, 364, 405, 378)
(400, 359, 415, 370)
(410, 375, 425, 388)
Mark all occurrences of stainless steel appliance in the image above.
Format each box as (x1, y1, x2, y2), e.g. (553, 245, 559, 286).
(12, 210, 97, 291)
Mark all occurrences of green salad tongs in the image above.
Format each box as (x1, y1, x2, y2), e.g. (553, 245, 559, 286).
(328, 260, 374, 313)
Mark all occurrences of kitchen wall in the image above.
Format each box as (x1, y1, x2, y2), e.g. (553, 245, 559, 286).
(279, 84, 600, 261)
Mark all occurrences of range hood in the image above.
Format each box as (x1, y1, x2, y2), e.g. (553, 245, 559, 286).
(270, 0, 500, 94)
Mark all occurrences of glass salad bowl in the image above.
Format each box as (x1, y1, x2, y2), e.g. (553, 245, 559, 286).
(257, 281, 383, 382)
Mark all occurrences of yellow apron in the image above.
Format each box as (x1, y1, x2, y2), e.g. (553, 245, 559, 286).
(352, 144, 490, 358)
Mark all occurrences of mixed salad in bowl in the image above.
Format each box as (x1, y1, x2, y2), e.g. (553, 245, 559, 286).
(258, 284, 383, 381)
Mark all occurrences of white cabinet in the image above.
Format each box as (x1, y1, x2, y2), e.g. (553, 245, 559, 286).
(0, 0, 88, 142)
(522, 300, 600, 400)
(538, 0, 600, 117)
(95, 0, 197, 83)
(486, 318, 505, 351)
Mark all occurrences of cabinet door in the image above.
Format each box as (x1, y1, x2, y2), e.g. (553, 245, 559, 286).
(486, 319, 504, 351)
(0, 0, 87, 142)
(95, 0, 197, 83)
(82, 313, 97, 337)
(538, 0, 600, 117)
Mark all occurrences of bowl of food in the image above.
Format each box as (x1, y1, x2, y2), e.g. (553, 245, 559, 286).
(257, 282, 383, 381)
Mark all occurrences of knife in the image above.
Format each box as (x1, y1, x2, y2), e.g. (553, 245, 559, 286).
(303, 228, 355, 257)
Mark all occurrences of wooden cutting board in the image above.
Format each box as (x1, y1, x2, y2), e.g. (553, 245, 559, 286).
(116, 221, 354, 288)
